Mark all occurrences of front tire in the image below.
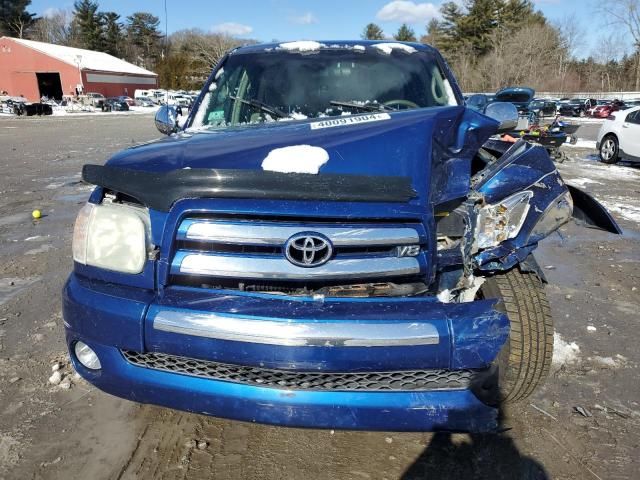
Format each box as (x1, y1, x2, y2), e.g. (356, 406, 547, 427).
(480, 269, 554, 403)
(599, 135, 619, 164)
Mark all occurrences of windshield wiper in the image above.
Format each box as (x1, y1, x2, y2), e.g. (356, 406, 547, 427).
(329, 100, 392, 113)
(229, 96, 290, 119)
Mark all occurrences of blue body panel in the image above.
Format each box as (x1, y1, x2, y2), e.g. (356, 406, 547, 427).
(63, 274, 508, 432)
(67, 339, 499, 432)
(142, 286, 508, 371)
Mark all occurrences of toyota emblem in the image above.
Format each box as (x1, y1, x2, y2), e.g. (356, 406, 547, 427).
(285, 233, 333, 268)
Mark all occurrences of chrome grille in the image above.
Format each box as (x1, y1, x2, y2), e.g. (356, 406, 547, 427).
(122, 350, 478, 391)
(170, 218, 426, 285)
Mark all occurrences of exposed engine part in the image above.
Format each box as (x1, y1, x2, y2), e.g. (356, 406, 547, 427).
(196, 281, 430, 298)
(315, 282, 429, 298)
(437, 275, 486, 304)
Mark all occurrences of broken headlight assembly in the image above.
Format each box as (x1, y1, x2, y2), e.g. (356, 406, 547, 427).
(474, 191, 533, 249)
(72, 201, 152, 274)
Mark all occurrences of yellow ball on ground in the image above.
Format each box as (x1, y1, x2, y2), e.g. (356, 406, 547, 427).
(32, 209, 42, 219)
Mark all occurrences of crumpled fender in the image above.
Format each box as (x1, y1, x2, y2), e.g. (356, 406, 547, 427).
(566, 184, 622, 234)
(472, 141, 622, 272)
(473, 141, 567, 270)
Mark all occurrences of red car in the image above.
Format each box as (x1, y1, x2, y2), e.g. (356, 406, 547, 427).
(593, 100, 626, 118)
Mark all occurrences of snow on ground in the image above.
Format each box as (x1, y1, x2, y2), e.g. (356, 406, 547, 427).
(568, 117, 605, 124)
(261, 145, 329, 174)
(565, 177, 604, 188)
(559, 150, 640, 226)
(51, 105, 160, 117)
(563, 139, 597, 149)
(371, 43, 417, 55)
(598, 196, 640, 223)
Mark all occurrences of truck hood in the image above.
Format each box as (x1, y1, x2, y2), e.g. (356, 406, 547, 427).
(105, 107, 498, 208)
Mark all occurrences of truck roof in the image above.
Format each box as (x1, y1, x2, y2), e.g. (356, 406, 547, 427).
(231, 40, 437, 55)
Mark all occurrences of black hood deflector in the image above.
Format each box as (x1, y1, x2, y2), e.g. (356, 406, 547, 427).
(82, 164, 417, 212)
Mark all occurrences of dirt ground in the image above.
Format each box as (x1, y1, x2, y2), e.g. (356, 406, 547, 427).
(0, 114, 638, 480)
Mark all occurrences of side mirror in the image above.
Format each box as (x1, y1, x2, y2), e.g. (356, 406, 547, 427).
(155, 105, 178, 135)
(484, 102, 519, 132)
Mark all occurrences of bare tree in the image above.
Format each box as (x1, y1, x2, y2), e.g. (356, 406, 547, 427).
(596, 0, 640, 90)
(29, 10, 74, 45)
(554, 16, 584, 93)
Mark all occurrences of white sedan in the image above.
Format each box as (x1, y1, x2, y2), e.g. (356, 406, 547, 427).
(597, 106, 640, 163)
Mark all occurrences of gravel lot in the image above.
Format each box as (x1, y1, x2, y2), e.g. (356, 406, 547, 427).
(0, 114, 638, 480)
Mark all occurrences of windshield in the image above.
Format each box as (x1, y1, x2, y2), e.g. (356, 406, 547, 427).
(569, 99, 584, 104)
(190, 47, 457, 129)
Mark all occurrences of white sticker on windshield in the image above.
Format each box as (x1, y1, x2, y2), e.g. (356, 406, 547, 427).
(310, 113, 391, 130)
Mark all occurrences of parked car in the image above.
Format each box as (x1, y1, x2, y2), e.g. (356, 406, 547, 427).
(528, 99, 556, 117)
(558, 98, 597, 117)
(465, 93, 491, 112)
(85, 92, 106, 108)
(494, 87, 535, 115)
(597, 106, 640, 163)
(101, 97, 130, 112)
(592, 100, 626, 119)
(624, 98, 640, 107)
(587, 100, 609, 117)
(135, 97, 156, 107)
(115, 96, 136, 107)
(65, 40, 620, 433)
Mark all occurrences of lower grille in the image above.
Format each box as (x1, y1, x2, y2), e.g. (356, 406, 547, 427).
(122, 350, 480, 392)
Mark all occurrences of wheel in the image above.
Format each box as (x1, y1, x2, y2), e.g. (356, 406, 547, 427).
(599, 135, 619, 164)
(479, 269, 554, 404)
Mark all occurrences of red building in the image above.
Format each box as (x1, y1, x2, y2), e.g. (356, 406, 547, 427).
(0, 37, 157, 102)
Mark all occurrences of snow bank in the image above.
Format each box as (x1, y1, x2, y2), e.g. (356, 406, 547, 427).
(261, 145, 329, 174)
(552, 332, 580, 366)
(279, 41, 325, 53)
(372, 43, 417, 55)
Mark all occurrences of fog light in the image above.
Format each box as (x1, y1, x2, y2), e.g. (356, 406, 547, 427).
(74, 341, 101, 370)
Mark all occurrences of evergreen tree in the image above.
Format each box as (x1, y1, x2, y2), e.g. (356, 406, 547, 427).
(126, 12, 162, 68)
(421, 18, 444, 46)
(0, 0, 36, 38)
(101, 12, 122, 56)
(73, 0, 103, 50)
(362, 23, 384, 40)
(394, 23, 416, 42)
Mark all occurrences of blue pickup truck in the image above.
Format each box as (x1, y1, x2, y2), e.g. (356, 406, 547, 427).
(64, 40, 619, 432)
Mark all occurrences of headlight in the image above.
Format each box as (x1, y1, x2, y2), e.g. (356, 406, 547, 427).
(475, 191, 533, 249)
(72, 202, 151, 274)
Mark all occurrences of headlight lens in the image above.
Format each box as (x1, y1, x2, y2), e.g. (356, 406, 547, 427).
(475, 191, 533, 249)
(72, 202, 151, 274)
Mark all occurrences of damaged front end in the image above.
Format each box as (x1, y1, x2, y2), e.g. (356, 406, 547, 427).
(66, 100, 621, 433)
(434, 132, 620, 303)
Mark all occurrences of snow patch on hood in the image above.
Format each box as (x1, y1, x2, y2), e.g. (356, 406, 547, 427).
(372, 43, 417, 55)
(261, 145, 329, 174)
(278, 41, 325, 53)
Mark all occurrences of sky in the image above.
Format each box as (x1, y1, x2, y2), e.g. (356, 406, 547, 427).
(28, 0, 625, 57)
